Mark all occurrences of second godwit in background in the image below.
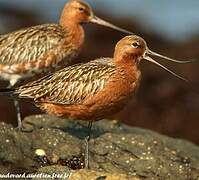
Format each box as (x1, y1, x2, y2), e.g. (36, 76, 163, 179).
(6, 35, 194, 168)
(0, 0, 132, 130)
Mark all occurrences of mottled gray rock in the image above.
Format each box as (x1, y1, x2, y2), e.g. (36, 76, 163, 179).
(0, 114, 198, 180)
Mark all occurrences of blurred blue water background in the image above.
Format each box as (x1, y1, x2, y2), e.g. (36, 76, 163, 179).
(0, 0, 199, 42)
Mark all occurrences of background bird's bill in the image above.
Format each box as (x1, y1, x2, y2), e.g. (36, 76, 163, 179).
(90, 16, 133, 34)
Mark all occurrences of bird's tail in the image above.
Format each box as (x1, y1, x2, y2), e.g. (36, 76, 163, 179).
(0, 88, 15, 96)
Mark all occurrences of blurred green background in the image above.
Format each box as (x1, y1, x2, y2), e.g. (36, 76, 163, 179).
(0, 0, 199, 144)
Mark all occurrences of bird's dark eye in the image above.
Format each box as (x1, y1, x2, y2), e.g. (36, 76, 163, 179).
(79, 7, 85, 12)
(132, 42, 139, 48)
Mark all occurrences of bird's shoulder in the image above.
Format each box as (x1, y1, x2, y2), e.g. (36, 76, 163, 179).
(0, 24, 67, 44)
(0, 24, 69, 65)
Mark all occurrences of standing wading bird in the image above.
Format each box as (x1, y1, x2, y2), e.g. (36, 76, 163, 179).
(1, 35, 194, 168)
(0, 0, 133, 130)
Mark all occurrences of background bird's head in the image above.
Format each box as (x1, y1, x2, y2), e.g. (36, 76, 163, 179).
(61, 0, 92, 24)
(60, 0, 132, 34)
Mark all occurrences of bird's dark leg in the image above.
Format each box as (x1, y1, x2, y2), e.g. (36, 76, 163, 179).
(84, 120, 93, 169)
(14, 99, 22, 131)
(8, 82, 22, 131)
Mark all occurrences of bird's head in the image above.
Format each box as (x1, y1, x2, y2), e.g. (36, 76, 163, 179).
(114, 35, 147, 63)
(60, 0, 133, 34)
(61, 0, 92, 24)
(114, 35, 194, 82)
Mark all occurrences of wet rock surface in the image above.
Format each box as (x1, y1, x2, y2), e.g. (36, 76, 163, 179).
(0, 114, 198, 179)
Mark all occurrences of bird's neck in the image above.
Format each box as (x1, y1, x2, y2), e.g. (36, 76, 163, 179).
(116, 59, 140, 77)
(60, 14, 78, 28)
(60, 17, 85, 51)
(114, 53, 139, 68)
(113, 53, 141, 84)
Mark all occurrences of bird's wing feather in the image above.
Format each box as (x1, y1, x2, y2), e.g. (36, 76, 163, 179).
(16, 58, 116, 105)
(0, 24, 68, 65)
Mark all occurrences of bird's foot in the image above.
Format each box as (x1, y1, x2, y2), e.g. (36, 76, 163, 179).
(15, 124, 32, 132)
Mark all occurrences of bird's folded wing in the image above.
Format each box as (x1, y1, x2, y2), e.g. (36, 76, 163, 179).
(0, 24, 68, 65)
(16, 58, 116, 105)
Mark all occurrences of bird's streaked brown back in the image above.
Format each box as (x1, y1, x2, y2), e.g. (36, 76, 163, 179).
(16, 58, 116, 104)
(0, 24, 69, 65)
